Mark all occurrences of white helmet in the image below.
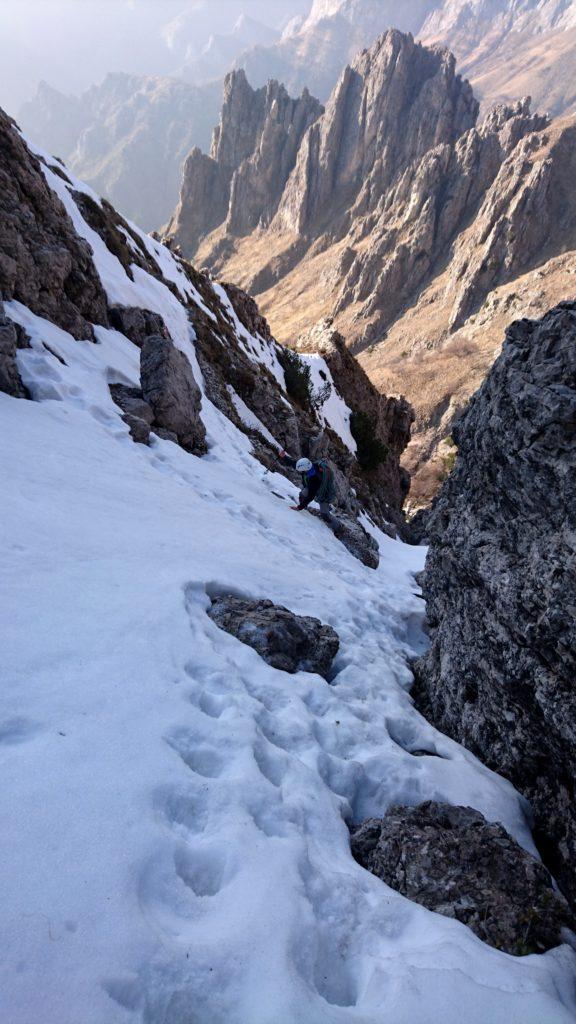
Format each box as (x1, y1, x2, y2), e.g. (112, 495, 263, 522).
(296, 458, 313, 472)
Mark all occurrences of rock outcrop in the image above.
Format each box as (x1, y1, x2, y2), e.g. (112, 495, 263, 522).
(351, 801, 574, 955)
(109, 384, 154, 445)
(191, 283, 412, 532)
(295, 319, 414, 513)
(166, 71, 323, 255)
(319, 509, 380, 569)
(208, 596, 339, 678)
(272, 31, 477, 237)
(412, 303, 576, 906)
(140, 335, 207, 455)
(0, 300, 26, 398)
(0, 108, 109, 339)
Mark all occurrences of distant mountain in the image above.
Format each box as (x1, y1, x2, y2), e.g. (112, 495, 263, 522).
(18, 74, 222, 232)
(177, 14, 280, 84)
(235, 0, 576, 114)
(235, 0, 437, 100)
(16, 0, 576, 233)
(168, 29, 576, 505)
(422, 0, 576, 116)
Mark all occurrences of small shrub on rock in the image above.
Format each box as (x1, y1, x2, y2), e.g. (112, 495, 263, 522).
(278, 348, 312, 410)
(350, 410, 390, 471)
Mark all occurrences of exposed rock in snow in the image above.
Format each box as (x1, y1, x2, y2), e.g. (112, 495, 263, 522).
(0, 109, 412, 525)
(207, 595, 339, 677)
(0, 300, 26, 398)
(351, 801, 575, 955)
(309, 507, 380, 568)
(108, 383, 153, 445)
(413, 302, 576, 907)
(140, 334, 207, 456)
(295, 319, 414, 515)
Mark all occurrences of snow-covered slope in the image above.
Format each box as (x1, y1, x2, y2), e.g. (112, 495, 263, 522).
(1, 121, 576, 1024)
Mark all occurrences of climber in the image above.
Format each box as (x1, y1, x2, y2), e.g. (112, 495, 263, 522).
(278, 450, 336, 524)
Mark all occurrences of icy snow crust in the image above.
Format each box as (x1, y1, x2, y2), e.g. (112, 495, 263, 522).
(1, 143, 576, 1024)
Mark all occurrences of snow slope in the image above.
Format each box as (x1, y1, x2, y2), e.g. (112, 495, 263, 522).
(1, 144, 576, 1024)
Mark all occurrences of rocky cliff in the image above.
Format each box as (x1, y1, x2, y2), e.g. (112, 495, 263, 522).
(0, 105, 411, 536)
(165, 70, 323, 255)
(182, 31, 575, 505)
(412, 302, 576, 907)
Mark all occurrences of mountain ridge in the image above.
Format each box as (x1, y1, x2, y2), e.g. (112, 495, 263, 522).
(170, 29, 575, 504)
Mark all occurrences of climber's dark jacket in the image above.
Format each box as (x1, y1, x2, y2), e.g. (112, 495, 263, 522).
(279, 453, 336, 508)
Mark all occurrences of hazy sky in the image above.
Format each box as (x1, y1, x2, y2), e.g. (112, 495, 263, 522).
(0, 0, 311, 116)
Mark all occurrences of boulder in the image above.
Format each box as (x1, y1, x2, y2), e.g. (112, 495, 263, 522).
(207, 596, 339, 678)
(351, 801, 575, 955)
(109, 383, 153, 424)
(0, 302, 26, 398)
(109, 306, 168, 348)
(140, 334, 206, 455)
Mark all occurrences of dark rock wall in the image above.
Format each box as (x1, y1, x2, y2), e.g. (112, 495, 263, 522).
(0, 109, 108, 339)
(413, 303, 576, 905)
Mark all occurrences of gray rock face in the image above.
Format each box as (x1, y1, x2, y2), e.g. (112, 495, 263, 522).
(0, 301, 26, 398)
(0, 108, 108, 339)
(413, 303, 576, 906)
(208, 596, 339, 678)
(166, 70, 323, 256)
(140, 335, 207, 456)
(351, 801, 574, 955)
(447, 114, 576, 330)
(166, 148, 230, 256)
(334, 97, 550, 342)
(274, 30, 477, 236)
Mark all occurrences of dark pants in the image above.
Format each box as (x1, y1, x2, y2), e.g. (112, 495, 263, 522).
(300, 489, 334, 525)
